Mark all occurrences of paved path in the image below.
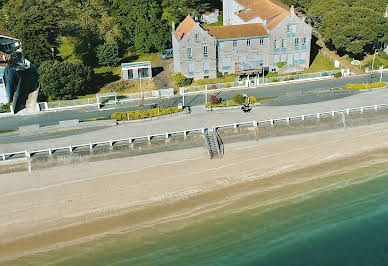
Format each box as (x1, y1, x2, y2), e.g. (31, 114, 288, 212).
(1, 87, 388, 153)
(0, 74, 386, 130)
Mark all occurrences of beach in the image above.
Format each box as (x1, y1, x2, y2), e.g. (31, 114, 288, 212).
(2, 122, 388, 264)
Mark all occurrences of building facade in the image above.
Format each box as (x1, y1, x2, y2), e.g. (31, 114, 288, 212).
(173, 0, 312, 80)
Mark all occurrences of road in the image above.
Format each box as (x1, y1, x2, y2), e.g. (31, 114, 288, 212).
(0, 73, 386, 130)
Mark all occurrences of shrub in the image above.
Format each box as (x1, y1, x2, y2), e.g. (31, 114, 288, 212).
(277, 61, 286, 69)
(345, 82, 386, 90)
(0, 103, 11, 113)
(210, 95, 221, 105)
(111, 107, 183, 121)
(333, 72, 342, 78)
(173, 73, 193, 87)
(232, 94, 245, 105)
(217, 72, 223, 78)
(245, 96, 257, 104)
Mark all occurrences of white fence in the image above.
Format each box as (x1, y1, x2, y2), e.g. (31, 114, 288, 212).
(180, 69, 348, 96)
(1, 103, 388, 162)
(38, 89, 175, 112)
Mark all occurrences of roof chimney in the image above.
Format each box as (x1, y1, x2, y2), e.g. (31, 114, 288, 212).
(290, 5, 295, 15)
(172, 21, 176, 31)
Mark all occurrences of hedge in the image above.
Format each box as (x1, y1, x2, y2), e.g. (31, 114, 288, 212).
(205, 96, 258, 108)
(112, 107, 183, 121)
(345, 82, 386, 90)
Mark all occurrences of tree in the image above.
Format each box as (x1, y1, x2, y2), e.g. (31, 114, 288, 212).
(97, 43, 120, 66)
(111, 0, 171, 53)
(233, 94, 245, 105)
(321, 7, 386, 57)
(39, 60, 93, 100)
(1, 0, 62, 66)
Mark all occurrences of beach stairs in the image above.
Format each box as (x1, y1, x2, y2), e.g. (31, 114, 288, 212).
(203, 128, 224, 159)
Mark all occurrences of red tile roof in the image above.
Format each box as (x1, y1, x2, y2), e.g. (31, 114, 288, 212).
(174, 16, 196, 40)
(235, 0, 290, 30)
(207, 23, 268, 39)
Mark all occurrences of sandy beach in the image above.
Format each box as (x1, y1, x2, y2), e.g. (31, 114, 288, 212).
(2, 122, 388, 262)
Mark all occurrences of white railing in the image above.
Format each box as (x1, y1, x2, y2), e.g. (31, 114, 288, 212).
(180, 69, 348, 95)
(1, 103, 388, 162)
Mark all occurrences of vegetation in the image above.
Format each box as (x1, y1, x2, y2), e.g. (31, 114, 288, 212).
(173, 73, 193, 87)
(192, 74, 236, 86)
(205, 95, 270, 108)
(0, 103, 10, 113)
(97, 43, 120, 67)
(111, 106, 183, 121)
(232, 94, 245, 105)
(345, 82, 386, 90)
(39, 60, 93, 100)
(281, 0, 388, 58)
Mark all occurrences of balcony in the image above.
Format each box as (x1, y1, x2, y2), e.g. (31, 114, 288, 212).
(274, 48, 279, 53)
(204, 70, 209, 74)
(235, 61, 263, 73)
(294, 46, 299, 51)
(281, 48, 287, 53)
(302, 45, 308, 51)
(222, 66, 231, 71)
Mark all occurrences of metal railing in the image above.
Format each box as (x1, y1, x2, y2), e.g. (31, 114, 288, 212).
(1, 103, 387, 162)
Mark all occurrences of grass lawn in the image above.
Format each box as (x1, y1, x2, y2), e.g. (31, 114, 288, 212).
(303, 52, 337, 73)
(362, 51, 388, 69)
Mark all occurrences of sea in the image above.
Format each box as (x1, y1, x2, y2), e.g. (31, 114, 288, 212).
(12, 164, 388, 266)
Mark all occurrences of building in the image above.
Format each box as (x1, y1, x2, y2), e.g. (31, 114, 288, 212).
(121, 61, 152, 81)
(173, 0, 312, 80)
(201, 9, 220, 24)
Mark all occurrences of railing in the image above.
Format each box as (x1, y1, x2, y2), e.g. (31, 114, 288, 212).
(180, 69, 348, 95)
(38, 89, 176, 112)
(2, 103, 388, 162)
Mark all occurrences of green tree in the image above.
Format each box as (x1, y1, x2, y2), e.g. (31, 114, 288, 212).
(111, 0, 171, 53)
(232, 94, 245, 105)
(1, 0, 62, 66)
(97, 43, 120, 66)
(39, 60, 93, 100)
(321, 7, 386, 57)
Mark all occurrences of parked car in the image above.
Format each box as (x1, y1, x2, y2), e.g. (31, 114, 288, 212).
(160, 49, 173, 60)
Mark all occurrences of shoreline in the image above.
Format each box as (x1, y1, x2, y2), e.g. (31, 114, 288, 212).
(2, 123, 388, 262)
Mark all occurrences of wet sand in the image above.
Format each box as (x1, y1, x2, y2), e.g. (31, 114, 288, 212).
(2, 122, 388, 262)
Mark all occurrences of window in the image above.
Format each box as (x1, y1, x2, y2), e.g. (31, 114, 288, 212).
(302, 37, 308, 46)
(188, 61, 194, 75)
(222, 57, 231, 69)
(204, 45, 208, 57)
(301, 52, 307, 62)
(233, 40, 238, 50)
(127, 69, 133, 80)
(286, 25, 291, 34)
(203, 60, 209, 73)
(291, 25, 297, 34)
(195, 33, 200, 42)
(187, 47, 193, 59)
(219, 41, 224, 51)
(294, 53, 300, 63)
(247, 39, 251, 47)
(281, 39, 287, 48)
(274, 40, 279, 49)
(281, 54, 287, 62)
(274, 55, 279, 64)
(138, 68, 149, 78)
(294, 38, 299, 47)
(259, 38, 264, 47)
(0, 78, 4, 85)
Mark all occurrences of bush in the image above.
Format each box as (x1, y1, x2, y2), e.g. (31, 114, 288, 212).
(173, 73, 193, 87)
(333, 72, 342, 78)
(345, 82, 386, 90)
(232, 94, 245, 105)
(217, 72, 223, 78)
(245, 96, 257, 104)
(210, 95, 221, 105)
(277, 61, 286, 69)
(112, 107, 183, 121)
(0, 103, 11, 113)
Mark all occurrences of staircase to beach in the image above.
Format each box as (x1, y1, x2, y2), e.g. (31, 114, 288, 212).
(203, 129, 224, 159)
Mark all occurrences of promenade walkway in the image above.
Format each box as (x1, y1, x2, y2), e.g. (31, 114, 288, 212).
(1, 87, 388, 153)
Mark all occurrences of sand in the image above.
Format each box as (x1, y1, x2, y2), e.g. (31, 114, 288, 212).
(2, 122, 388, 262)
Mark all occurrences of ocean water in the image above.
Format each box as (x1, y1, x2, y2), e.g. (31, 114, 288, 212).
(14, 166, 388, 266)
